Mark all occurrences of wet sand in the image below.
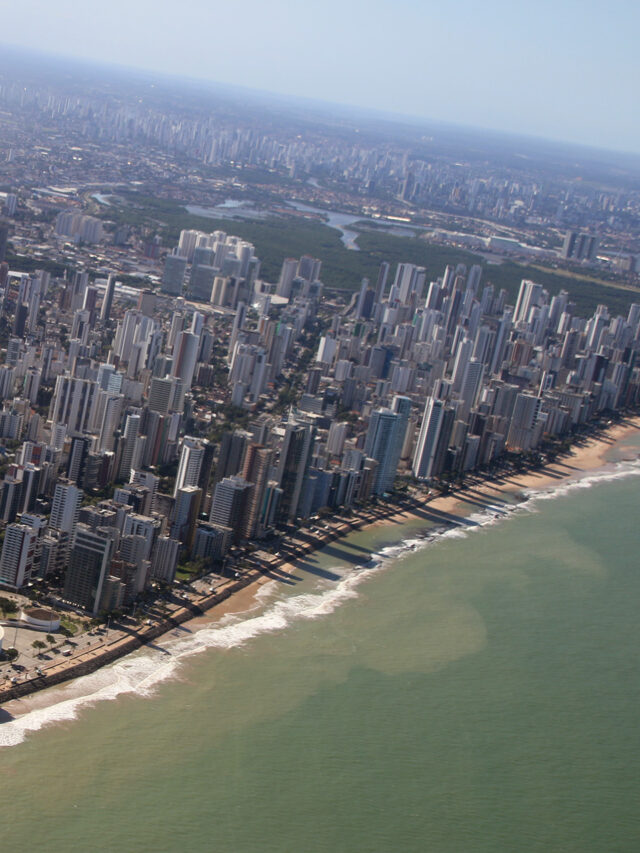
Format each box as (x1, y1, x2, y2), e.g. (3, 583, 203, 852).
(3, 415, 639, 718)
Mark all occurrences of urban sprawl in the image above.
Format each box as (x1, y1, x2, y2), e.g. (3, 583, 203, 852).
(0, 58, 639, 692)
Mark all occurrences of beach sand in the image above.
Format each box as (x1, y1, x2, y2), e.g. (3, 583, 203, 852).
(364, 416, 640, 530)
(3, 415, 639, 720)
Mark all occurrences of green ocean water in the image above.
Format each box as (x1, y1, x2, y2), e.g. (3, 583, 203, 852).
(1, 452, 639, 852)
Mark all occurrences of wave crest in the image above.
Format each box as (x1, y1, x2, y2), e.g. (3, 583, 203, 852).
(2, 455, 638, 747)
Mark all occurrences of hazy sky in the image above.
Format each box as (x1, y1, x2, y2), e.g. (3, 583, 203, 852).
(2, 0, 638, 153)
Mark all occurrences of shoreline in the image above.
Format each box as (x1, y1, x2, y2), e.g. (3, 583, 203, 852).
(2, 415, 639, 718)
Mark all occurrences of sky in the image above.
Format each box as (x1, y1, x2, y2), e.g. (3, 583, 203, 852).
(2, 0, 638, 154)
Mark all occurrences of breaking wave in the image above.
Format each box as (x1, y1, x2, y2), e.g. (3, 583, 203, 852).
(2, 455, 639, 747)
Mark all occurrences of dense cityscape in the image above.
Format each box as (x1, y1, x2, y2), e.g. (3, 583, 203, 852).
(0, 53, 639, 700)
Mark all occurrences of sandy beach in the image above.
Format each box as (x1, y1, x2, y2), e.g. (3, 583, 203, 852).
(2, 414, 639, 718)
(360, 416, 640, 531)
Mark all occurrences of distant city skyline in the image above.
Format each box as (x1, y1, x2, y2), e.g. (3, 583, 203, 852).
(1, 0, 638, 155)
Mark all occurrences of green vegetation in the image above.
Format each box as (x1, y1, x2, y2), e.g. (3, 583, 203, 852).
(480, 260, 639, 319)
(102, 191, 640, 317)
(176, 557, 210, 581)
(354, 230, 483, 281)
(0, 596, 17, 617)
(59, 617, 80, 636)
(6, 252, 68, 278)
(355, 231, 640, 317)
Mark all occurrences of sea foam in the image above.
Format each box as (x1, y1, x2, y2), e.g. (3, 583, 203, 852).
(1, 456, 639, 747)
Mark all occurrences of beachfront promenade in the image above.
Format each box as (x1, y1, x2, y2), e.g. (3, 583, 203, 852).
(2, 413, 637, 710)
(0, 500, 410, 706)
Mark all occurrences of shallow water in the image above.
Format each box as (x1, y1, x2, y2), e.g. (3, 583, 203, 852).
(1, 452, 639, 852)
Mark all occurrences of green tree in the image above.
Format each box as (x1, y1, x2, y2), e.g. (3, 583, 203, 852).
(0, 596, 17, 617)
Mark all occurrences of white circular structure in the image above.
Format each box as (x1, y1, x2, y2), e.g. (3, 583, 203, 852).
(20, 608, 61, 632)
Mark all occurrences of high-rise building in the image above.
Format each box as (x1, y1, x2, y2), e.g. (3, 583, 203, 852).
(50, 375, 98, 434)
(161, 254, 187, 296)
(364, 405, 407, 495)
(562, 231, 599, 262)
(412, 397, 446, 480)
(390, 394, 412, 459)
(276, 418, 315, 521)
(49, 480, 81, 535)
(213, 430, 251, 486)
(122, 514, 161, 561)
(193, 524, 231, 561)
(209, 475, 253, 542)
(0, 523, 37, 588)
(513, 280, 545, 325)
(276, 258, 298, 299)
(374, 261, 389, 303)
(172, 331, 200, 389)
(100, 274, 116, 323)
(188, 264, 217, 302)
(67, 434, 92, 484)
(458, 359, 484, 419)
(97, 392, 124, 452)
(63, 524, 116, 615)
(0, 219, 9, 263)
(174, 437, 207, 497)
(326, 422, 348, 457)
(506, 393, 543, 451)
(148, 375, 184, 415)
(0, 475, 23, 524)
(170, 486, 202, 548)
(241, 444, 272, 538)
(150, 536, 180, 583)
(117, 413, 141, 481)
(19, 464, 42, 514)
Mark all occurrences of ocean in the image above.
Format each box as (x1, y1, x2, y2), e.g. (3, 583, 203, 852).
(1, 440, 639, 853)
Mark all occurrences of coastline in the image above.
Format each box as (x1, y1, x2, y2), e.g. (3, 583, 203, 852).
(2, 415, 639, 719)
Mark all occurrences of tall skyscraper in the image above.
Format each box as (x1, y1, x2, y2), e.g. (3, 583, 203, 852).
(241, 444, 273, 538)
(117, 413, 141, 481)
(276, 258, 298, 299)
(0, 219, 9, 264)
(170, 486, 202, 548)
(364, 403, 408, 495)
(161, 254, 187, 295)
(412, 397, 446, 480)
(97, 392, 124, 452)
(514, 280, 545, 325)
(172, 330, 200, 389)
(50, 375, 98, 435)
(213, 430, 251, 486)
(209, 475, 253, 542)
(63, 524, 116, 615)
(174, 437, 207, 497)
(0, 523, 38, 589)
(0, 475, 23, 524)
(67, 434, 92, 484)
(150, 536, 180, 584)
(100, 274, 116, 323)
(49, 480, 81, 535)
(374, 261, 390, 303)
(276, 417, 315, 521)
